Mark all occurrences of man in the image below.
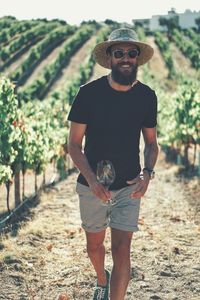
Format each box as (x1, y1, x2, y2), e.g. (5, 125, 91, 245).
(68, 28, 159, 300)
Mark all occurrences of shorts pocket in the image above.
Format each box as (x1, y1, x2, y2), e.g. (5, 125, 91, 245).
(76, 182, 91, 196)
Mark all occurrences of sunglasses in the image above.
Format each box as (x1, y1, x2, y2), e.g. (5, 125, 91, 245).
(111, 49, 139, 59)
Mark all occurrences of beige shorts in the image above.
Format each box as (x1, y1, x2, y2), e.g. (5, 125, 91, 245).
(76, 182, 141, 233)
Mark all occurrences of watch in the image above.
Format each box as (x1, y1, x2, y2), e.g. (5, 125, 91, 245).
(143, 167, 155, 180)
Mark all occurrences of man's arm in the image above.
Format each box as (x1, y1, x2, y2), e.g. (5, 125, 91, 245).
(68, 121, 110, 201)
(127, 127, 159, 199)
(142, 127, 159, 170)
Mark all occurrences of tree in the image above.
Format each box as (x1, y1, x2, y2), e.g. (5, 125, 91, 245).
(195, 17, 200, 32)
(104, 19, 119, 28)
(159, 16, 179, 39)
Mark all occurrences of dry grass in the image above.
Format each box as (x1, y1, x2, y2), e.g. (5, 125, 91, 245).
(0, 158, 200, 299)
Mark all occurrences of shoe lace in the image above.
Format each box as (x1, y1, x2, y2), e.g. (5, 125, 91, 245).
(96, 286, 106, 299)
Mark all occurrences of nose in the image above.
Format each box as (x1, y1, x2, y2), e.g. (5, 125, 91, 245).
(121, 53, 130, 61)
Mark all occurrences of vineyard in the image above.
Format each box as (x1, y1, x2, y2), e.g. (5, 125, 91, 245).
(0, 18, 111, 215)
(0, 15, 200, 300)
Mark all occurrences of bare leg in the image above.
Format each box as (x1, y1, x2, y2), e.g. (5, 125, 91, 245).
(85, 230, 107, 286)
(110, 228, 133, 300)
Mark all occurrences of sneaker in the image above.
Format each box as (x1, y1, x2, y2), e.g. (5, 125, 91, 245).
(93, 269, 110, 300)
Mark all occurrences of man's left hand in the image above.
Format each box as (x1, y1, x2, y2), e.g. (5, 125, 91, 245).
(126, 172, 150, 199)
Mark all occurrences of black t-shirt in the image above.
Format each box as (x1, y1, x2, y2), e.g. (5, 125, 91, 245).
(68, 76, 157, 190)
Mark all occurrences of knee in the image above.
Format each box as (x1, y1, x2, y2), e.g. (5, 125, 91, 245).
(87, 241, 103, 255)
(111, 243, 131, 260)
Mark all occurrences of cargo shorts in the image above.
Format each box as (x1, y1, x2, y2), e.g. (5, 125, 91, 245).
(76, 182, 141, 233)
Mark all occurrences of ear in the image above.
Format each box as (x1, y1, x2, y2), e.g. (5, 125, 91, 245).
(106, 52, 112, 68)
(107, 58, 112, 68)
(105, 47, 112, 68)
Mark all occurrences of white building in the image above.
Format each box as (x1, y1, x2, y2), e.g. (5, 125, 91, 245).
(133, 9, 200, 31)
(179, 9, 200, 29)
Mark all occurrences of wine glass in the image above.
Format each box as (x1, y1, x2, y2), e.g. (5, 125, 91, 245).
(96, 160, 116, 206)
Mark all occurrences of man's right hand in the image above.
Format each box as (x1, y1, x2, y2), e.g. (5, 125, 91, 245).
(89, 180, 111, 202)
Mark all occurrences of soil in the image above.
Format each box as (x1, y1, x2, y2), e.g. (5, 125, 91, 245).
(0, 152, 199, 300)
(46, 36, 98, 97)
(169, 43, 197, 78)
(145, 37, 169, 80)
(19, 39, 68, 90)
(4, 51, 31, 77)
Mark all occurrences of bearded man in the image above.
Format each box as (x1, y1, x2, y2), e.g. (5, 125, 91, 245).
(67, 28, 159, 300)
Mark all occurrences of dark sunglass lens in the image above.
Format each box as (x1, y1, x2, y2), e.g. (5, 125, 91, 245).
(113, 50, 124, 59)
(128, 49, 138, 58)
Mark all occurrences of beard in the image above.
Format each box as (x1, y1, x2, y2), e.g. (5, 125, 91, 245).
(111, 62, 138, 85)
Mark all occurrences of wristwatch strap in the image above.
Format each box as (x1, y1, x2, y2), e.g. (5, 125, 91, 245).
(143, 167, 154, 173)
(143, 167, 155, 179)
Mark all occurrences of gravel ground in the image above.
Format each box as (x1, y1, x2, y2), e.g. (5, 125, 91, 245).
(0, 152, 199, 300)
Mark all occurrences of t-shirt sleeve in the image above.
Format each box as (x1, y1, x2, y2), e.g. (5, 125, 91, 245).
(142, 91, 157, 128)
(67, 87, 89, 124)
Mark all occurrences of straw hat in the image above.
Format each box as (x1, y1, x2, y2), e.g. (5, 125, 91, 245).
(93, 28, 154, 69)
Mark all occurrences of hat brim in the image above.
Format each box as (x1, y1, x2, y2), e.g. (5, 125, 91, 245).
(93, 40, 154, 69)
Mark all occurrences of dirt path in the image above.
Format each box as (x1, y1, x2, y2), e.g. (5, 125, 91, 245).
(47, 36, 97, 97)
(145, 37, 169, 80)
(0, 153, 199, 300)
(169, 43, 198, 78)
(19, 39, 68, 90)
(3, 37, 45, 77)
(3, 50, 31, 77)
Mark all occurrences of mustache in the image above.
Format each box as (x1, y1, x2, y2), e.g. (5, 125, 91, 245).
(118, 63, 137, 69)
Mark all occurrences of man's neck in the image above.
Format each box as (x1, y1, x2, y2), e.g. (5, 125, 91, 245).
(107, 73, 138, 92)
